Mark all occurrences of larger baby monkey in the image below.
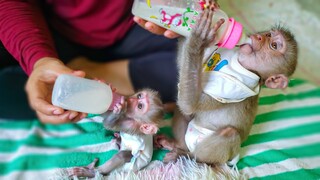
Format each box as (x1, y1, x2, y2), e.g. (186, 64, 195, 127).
(157, 4, 298, 164)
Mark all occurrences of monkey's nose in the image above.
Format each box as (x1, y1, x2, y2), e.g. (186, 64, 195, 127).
(128, 98, 137, 106)
(257, 34, 263, 41)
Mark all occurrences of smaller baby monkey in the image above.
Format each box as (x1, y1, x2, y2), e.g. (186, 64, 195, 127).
(156, 6, 298, 165)
(70, 89, 164, 178)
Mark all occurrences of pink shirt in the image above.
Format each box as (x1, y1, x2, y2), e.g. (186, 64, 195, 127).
(0, 0, 135, 75)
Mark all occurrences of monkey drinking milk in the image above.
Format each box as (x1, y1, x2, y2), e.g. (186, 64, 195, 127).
(70, 89, 164, 178)
(156, 7, 298, 165)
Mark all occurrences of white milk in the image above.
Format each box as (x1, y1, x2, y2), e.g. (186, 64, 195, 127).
(52, 74, 113, 114)
(133, 1, 230, 43)
(132, 2, 201, 37)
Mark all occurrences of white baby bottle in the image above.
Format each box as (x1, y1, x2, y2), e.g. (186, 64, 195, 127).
(52, 74, 123, 114)
(132, 0, 251, 49)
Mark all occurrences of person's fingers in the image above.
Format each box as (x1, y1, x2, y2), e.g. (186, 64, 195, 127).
(27, 85, 65, 115)
(134, 16, 166, 35)
(144, 22, 166, 35)
(36, 99, 64, 115)
(71, 113, 87, 123)
(133, 16, 148, 29)
(37, 111, 72, 124)
(134, 16, 181, 38)
(38, 110, 87, 124)
(163, 30, 181, 39)
(71, 70, 86, 78)
(68, 111, 79, 120)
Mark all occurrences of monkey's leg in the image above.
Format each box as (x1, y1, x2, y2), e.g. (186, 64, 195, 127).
(155, 108, 190, 151)
(154, 134, 175, 150)
(160, 109, 192, 163)
(193, 126, 241, 164)
(98, 150, 132, 175)
(70, 158, 98, 178)
(172, 108, 190, 150)
(163, 147, 192, 163)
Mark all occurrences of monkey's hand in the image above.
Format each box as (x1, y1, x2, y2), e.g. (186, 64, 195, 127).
(163, 148, 191, 163)
(191, 9, 224, 49)
(114, 132, 120, 138)
(200, 0, 220, 10)
(113, 103, 123, 114)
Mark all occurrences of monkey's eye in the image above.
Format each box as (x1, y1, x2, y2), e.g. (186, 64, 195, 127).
(137, 103, 143, 109)
(137, 93, 142, 99)
(266, 33, 271, 37)
(270, 42, 278, 50)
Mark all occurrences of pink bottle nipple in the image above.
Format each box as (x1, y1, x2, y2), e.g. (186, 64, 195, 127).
(108, 92, 124, 111)
(217, 18, 243, 49)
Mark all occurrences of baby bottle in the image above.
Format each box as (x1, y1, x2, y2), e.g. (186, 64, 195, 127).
(52, 74, 123, 114)
(132, 0, 251, 49)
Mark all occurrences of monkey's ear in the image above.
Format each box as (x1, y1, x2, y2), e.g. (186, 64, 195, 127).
(140, 124, 158, 135)
(265, 74, 289, 89)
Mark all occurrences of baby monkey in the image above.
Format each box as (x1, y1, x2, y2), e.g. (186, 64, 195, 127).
(156, 8, 298, 165)
(70, 89, 164, 178)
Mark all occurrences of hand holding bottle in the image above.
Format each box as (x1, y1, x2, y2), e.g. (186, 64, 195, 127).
(25, 57, 87, 124)
(132, 0, 250, 49)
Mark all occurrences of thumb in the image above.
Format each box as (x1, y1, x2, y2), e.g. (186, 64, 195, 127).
(71, 70, 86, 78)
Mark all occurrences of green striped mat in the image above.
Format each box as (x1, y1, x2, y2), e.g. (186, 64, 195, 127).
(0, 78, 319, 179)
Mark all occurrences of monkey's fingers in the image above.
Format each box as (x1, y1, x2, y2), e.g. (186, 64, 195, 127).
(201, 10, 214, 40)
(211, 18, 225, 35)
(196, 9, 210, 36)
(207, 18, 225, 43)
(207, 0, 220, 10)
(113, 104, 123, 114)
(163, 151, 179, 163)
(70, 167, 96, 178)
(114, 132, 120, 138)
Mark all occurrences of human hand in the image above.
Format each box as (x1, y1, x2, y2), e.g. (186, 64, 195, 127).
(133, 16, 180, 39)
(25, 57, 87, 124)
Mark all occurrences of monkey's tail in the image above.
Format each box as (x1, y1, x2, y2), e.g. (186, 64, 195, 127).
(193, 130, 241, 164)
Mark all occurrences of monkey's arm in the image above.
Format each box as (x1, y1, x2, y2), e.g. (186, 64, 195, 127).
(101, 111, 121, 127)
(177, 10, 220, 115)
(192, 129, 241, 164)
(98, 150, 132, 175)
(177, 36, 204, 115)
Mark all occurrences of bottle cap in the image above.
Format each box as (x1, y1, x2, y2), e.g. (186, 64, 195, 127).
(108, 92, 124, 111)
(218, 18, 243, 49)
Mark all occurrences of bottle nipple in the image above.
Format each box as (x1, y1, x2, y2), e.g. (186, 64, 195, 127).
(237, 32, 252, 46)
(108, 92, 124, 111)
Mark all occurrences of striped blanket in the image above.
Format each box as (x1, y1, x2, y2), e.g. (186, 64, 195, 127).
(0, 79, 319, 179)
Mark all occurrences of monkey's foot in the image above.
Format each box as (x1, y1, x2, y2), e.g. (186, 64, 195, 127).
(69, 158, 98, 178)
(154, 134, 175, 150)
(163, 150, 180, 163)
(69, 167, 96, 178)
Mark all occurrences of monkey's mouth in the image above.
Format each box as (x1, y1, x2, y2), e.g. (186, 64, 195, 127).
(240, 43, 253, 54)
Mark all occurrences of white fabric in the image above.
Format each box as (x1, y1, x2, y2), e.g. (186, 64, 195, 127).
(119, 132, 153, 172)
(202, 48, 260, 103)
(185, 120, 215, 153)
(185, 120, 240, 166)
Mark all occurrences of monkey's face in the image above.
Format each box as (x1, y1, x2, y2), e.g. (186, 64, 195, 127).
(238, 29, 287, 76)
(126, 91, 150, 119)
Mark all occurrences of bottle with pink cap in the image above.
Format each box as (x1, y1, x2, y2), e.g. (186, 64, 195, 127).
(132, 0, 251, 49)
(52, 74, 124, 114)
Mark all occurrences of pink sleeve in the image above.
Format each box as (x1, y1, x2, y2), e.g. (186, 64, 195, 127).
(0, 0, 58, 75)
